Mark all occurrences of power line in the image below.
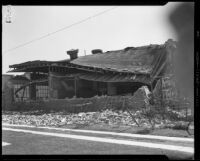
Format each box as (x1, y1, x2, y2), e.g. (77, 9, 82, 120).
(3, 6, 118, 54)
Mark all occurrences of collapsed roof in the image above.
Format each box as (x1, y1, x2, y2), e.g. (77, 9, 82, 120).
(72, 45, 164, 75)
(72, 39, 176, 76)
(8, 39, 176, 84)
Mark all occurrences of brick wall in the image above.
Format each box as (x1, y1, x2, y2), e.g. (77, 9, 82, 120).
(3, 95, 143, 113)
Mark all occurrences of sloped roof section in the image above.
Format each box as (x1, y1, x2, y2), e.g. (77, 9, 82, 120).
(71, 40, 175, 76)
(8, 59, 71, 73)
(9, 59, 70, 68)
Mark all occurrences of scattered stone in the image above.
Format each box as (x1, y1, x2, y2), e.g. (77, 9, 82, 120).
(2, 108, 192, 130)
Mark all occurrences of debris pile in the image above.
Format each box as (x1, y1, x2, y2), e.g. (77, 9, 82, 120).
(2, 108, 191, 130)
(126, 86, 151, 110)
(2, 110, 138, 127)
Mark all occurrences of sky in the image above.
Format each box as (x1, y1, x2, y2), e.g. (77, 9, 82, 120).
(2, 3, 182, 75)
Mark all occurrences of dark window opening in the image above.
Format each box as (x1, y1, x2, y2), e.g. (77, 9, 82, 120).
(14, 84, 29, 102)
(36, 85, 49, 100)
(115, 82, 147, 96)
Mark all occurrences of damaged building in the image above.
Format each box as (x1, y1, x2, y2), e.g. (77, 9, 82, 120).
(6, 39, 177, 102)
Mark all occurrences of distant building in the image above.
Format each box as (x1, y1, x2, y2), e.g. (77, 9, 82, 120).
(2, 74, 13, 92)
(2, 74, 14, 109)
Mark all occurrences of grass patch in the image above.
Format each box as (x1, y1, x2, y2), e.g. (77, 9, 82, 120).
(135, 128, 152, 134)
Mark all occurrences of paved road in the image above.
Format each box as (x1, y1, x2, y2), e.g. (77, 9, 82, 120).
(2, 125, 194, 159)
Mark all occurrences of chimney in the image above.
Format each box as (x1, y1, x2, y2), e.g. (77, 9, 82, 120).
(165, 39, 177, 47)
(91, 49, 103, 54)
(67, 49, 78, 60)
(165, 39, 177, 51)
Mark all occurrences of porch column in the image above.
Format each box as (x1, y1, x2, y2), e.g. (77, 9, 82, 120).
(29, 73, 36, 100)
(29, 84, 36, 100)
(74, 76, 79, 97)
(48, 72, 58, 99)
(107, 82, 116, 96)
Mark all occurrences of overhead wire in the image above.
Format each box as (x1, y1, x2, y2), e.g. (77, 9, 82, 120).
(3, 6, 118, 54)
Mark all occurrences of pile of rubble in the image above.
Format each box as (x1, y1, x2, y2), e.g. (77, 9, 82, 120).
(2, 110, 139, 127)
(2, 108, 191, 130)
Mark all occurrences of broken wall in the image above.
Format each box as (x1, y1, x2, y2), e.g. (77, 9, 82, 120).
(3, 95, 143, 112)
(49, 72, 75, 99)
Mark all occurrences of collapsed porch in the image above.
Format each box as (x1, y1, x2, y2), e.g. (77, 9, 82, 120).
(10, 69, 150, 101)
